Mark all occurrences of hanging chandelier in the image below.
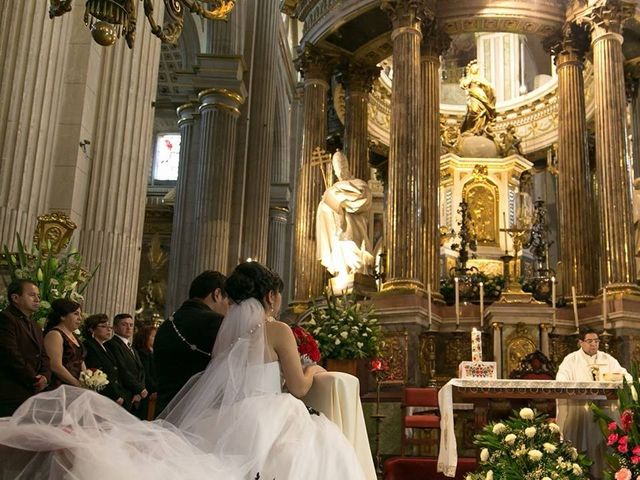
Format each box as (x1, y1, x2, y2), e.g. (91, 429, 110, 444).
(48, 0, 235, 48)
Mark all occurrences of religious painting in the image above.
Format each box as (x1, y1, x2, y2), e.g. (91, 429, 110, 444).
(505, 323, 537, 376)
(463, 165, 499, 246)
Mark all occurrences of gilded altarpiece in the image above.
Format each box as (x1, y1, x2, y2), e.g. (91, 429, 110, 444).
(463, 165, 499, 247)
(504, 323, 537, 377)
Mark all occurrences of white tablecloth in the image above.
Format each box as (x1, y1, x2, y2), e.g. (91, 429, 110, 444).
(303, 372, 377, 480)
(436, 378, 621, 478)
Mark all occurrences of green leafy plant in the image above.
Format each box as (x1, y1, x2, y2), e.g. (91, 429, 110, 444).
(0, 234, 98, 326)
(440, 272, 505, 305)
(466, 408, 591, 480)
(301, 291, 383, 360)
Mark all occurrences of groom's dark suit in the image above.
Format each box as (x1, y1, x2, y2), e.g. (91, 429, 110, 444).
(0, 304, 51, 416)
(105, 335, 145, 411)
(84, 337, 132, 409)
(154, 299, 224, 415)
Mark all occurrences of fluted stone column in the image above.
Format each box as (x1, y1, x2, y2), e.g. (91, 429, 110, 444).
(421, 21, 448, 296)
(166, 103, 201, 314)
(342, 63, 379, 181)
(292, 48, 334, 302)
(79, 20, 162, 315)
(267, 207, 289, 278)
(240, 0, 279, 262)
(586, 2, 639, 292)
(381, 0, 431, 291)
(627, 71, 640, 179)
(552, 24, 596, 299)
(0, 2, 70, 245)
(192, 89, 245, 274)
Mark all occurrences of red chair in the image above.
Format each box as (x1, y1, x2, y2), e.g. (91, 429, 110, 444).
(401, 387, 440, 456)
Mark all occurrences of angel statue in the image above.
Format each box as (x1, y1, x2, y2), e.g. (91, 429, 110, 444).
(459, 60, 496, 137)
(316, 150, 374, 279)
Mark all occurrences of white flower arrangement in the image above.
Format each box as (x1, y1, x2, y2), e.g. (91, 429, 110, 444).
(79, 368, 109, 392)
(465, 408, 591, 480)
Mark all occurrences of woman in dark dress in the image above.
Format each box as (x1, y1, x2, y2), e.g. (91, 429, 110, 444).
(133, 324, 158, 419)
(83, 314, 131, 408)
(43, 299, 86, 389)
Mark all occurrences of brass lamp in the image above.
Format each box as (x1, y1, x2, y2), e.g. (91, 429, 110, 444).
(49, 0, 235, 48)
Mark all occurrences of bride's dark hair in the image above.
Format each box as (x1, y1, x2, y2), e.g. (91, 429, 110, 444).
(225, 261, 284, 305)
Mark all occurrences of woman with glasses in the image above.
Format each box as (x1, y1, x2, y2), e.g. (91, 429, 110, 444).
(83, 313, 130, 408)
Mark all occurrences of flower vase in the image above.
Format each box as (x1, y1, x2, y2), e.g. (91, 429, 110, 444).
(326, 358, 358, 376)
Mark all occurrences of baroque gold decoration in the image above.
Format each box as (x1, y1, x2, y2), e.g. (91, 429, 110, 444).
(505, 323, 536, 377)
(49, 0, 235, 48)
(463, 165, 499, 246)
(378, 330, 408, 385)
(32, 212, 77, 255)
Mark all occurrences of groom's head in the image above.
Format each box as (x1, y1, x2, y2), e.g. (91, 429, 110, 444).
(189, 271, 228, 316)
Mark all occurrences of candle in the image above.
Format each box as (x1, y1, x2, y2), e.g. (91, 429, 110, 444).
(602, 287, 608, 330)
(427, 283, 432, 328)
(454, 277, 460, 329)
(571, 286, 579, 331)
(551, 276, 556, 328)
(503, 212, 508, 253)
(471, 327, 482, 362)
(479, 282, 484, 328)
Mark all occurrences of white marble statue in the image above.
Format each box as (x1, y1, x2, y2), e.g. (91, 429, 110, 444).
(316, 150, 374, 278)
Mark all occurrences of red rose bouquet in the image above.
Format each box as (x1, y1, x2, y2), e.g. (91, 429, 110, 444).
(292, 325, 321, 366)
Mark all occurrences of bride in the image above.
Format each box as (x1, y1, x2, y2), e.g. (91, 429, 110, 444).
(0, 262, 367, 480)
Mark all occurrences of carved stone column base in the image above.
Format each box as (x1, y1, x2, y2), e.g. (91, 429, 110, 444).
(381, 279, 425, 294)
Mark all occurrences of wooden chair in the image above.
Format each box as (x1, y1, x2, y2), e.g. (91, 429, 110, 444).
(400, 387, 440, 456)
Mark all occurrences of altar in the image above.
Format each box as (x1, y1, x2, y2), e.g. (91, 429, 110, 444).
(436, 378, 621, 477)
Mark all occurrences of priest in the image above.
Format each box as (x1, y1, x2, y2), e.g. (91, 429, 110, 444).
(556, 328, 631, 478)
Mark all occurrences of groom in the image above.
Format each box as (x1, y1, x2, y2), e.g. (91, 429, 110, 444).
(154, 270, 229, 416)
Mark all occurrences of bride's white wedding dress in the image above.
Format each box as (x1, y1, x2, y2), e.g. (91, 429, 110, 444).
(0, 300, 366, 480)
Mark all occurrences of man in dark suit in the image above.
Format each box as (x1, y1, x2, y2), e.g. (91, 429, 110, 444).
(105, 313, 147, 414)
(0, 279, 51, 416)
(154, 271, 228, 415)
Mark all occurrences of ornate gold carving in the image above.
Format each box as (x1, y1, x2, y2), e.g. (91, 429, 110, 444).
(32, 212, 77, 255)
(379, 330, 409, 384)
(419, 333, 437, 380)
(505, 323, 536, 376)
(463, 165, 499, 246)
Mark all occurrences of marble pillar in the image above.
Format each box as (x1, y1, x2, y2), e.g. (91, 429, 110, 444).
(166, 103, 201, 314)
(553, 24, 596, 299)
(421, 21, 448, 297)
(192, 88, 245, 275)
(79, 14, 163, 315)
(292, 47, 333, 303)
(342, 63, 379, 181)
(267, 207, 289, 280)
(587, 2, 639, 292)
(381, 0, 431, 292)
(0, 2, 70, 245)
(240, 0, 279, 263)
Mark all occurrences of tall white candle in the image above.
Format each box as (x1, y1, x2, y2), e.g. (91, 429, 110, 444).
(479, 282, 484, 328)
(454, 277, 460, 328)
(551, 276, 556, 328)
(571, 286, 579, 330)
(602, 287, 608, 330)
(502, 212, 508, 253)
(427, 283, 432, 328)
(471, 327, 482, 362)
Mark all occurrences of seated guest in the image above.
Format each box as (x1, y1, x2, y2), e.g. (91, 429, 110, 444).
(556, 328, 631, 479)
(154, 270, 228, 415)
(106, 313, 147, 413)
(133, 324, 158, 420)
(83, 313, 130, 408)
(43, 298, 86, 389)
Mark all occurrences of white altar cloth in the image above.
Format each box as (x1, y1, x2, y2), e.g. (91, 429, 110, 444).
(303, 371, 377, 480)
(436, 378, 621, 477)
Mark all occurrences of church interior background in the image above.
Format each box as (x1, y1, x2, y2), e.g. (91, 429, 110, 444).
(5, 0, 640, 472)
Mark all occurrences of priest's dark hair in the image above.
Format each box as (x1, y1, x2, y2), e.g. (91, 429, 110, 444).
(578, 327, 599, 341)
(225, 261, 284, 305)
(188, 270, 227, 300)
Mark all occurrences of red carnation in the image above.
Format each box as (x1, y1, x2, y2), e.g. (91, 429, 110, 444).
(618, 435, 629, 453)
(369, 358, 388, 373)
(621, 410, 634, 432)
(633, 445, 640, 456)
(608, 433, 619, 446)
(609, 421, 619, 432)
(632, 456, 640, 465)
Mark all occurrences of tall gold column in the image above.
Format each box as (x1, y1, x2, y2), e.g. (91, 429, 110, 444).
(166, 103, 201, 314)
(192, 88, 245, 274)
(626, 65, 640, 179)
(381, 0, 431, 291)
(292, 47, 333, 302)
(585, 2, 638, 292)
(421, 20, 448, 296)
(551, 24, 596, 299)
(342, 63, 379, 181)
